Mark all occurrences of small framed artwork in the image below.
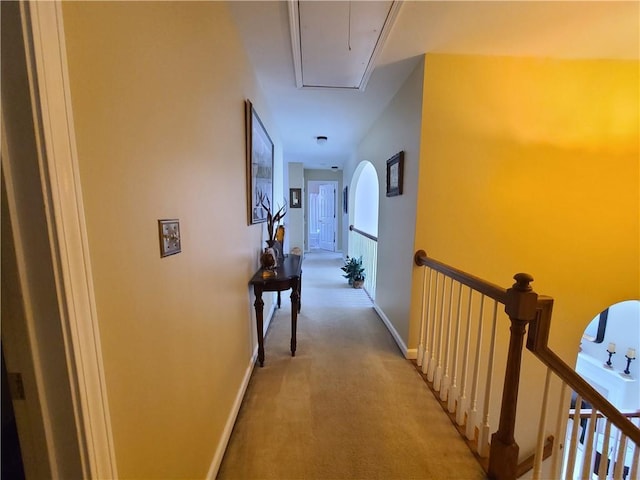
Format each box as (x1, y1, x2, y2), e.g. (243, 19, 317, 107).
(290, 188, 302, 208)
(246, 99, 274, 225)
(158, 219, 181, 257)
(386, 151, 404, 197)
(343, 186, 348, 214)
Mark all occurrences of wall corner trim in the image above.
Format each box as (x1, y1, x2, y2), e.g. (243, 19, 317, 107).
(21, 1, 118, 477)
(372, 303, 413, 359)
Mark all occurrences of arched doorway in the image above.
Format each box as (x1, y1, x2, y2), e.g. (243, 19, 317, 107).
(577, 300, 639, 408)
(571, 300, 639, 478)
(348, 161, 379, 298)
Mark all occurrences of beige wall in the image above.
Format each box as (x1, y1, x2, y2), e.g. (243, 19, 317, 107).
(345, 58, 425, 345)
(62, 2, 280, 477)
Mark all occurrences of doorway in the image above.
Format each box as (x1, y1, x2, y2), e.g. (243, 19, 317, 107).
(308, 181, 337, 252)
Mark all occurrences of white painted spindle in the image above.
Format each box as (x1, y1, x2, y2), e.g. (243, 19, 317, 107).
(427, 272, 439, 382)
(629, 439, 639, 480)
(440, 278, 455, 402)
(448, 283, 463, 414)
(478, 300, 499, 457)
(597, 420, 612, 479)
(466, 294, 485, 442)
(551, 382, 568, 480)
(434, 276, 448, 391)
(456, 288, 473, 427)
(580, 408, 598, 479)
(417, 266, 428, 367)
(421, 268, 433, 373)
(533, 368, 552, 480)
(565, 394, 583, 480)
(613, 434, 627, 479)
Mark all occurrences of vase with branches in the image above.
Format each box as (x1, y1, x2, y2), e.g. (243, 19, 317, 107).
(257, 191, 287, 262)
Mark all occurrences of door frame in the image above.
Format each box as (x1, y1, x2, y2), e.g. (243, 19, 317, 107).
(307, 180, 338, 252)
(1, 2, 117, 477)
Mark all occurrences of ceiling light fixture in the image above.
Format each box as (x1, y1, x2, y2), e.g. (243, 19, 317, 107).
(316, 136, 328, 145)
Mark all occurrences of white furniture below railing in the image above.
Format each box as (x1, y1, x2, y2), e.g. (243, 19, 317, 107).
(576, 352, 638, 411)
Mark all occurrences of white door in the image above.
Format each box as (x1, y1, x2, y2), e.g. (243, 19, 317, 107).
(318, 184, 335, 251)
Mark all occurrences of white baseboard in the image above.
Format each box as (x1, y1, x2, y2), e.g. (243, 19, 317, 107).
(206, 302, 276, 478)
(372, 303, 413, 359)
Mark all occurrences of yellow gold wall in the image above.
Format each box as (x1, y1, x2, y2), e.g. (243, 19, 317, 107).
(412, 53, 639, 362)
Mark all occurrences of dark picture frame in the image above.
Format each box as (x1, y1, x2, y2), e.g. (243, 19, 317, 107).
(245, 99, 274, 225)
(289, 188, 302, 208)
(343, 186, 348, 214)
(386, 151, 404, 197)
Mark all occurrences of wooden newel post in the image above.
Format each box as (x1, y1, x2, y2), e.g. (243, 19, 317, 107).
(488, 273, 539, 480)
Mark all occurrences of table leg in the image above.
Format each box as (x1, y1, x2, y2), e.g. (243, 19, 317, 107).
(290, 278, 299, 356)
(254, 286, 265, 367)
(298, 271, 302, 313)
(277, 291, 281, 309)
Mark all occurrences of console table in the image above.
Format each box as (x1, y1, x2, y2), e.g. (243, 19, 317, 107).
(249, 254, 302, 367)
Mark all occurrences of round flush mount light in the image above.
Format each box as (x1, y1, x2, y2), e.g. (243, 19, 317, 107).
(316, 136, 328, 145)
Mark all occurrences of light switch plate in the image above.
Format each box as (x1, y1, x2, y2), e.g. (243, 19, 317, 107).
(158, 219, 181, 257)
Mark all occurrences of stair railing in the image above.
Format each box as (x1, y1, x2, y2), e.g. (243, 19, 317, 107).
(414, 250, 639, 480)
(349, 225, 377, 299)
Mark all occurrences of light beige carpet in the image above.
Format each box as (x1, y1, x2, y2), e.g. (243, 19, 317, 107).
(217, 252, 486, 480)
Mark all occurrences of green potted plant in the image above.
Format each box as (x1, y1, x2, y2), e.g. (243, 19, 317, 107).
(341, 256, 365, 288)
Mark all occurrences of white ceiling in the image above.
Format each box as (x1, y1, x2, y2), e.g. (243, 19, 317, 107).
(291, 1, 399, 89)
(228, 1, 639, 170)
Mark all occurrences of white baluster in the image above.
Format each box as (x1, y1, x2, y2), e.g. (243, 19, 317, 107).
(466, 294, 485, 443)
(456, 288, 473, 427)
(533, 368, 552, 480)
(597, 420, 612, 479)
(434, 276, 448, 391)
(440, 278, 455, 402)
(448, 282, 463, 413)
(421, 269, 434, 374)
(580, 408, 598, 479)
(551, 382, 568, 480)
(478, 300, 498, 457)
(417, 266, 428, 367)
(427, 272, 439, 382)
(565, 394, 582, 480)
(629, 439, 639, 480)
(613, 434, 626, 480)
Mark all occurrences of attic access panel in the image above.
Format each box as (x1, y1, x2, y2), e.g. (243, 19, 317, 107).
(289, 1, 401, 91)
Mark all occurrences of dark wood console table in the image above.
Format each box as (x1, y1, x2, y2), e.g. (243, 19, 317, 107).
(249, 254, 302, 367)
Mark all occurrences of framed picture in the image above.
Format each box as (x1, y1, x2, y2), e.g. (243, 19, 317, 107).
(289, 188, 302, 208)
(343, 186, 348, 214)
(386, 151, 404, 197)
(246, 99, 274, 225)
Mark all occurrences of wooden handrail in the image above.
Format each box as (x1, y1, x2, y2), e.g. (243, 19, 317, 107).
(414, 250, 507, 303)
(413, 249, 640, 480)
(349, 225, 377, 242)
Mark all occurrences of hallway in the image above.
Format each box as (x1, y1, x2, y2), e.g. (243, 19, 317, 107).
(217, 252, 485, 479)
